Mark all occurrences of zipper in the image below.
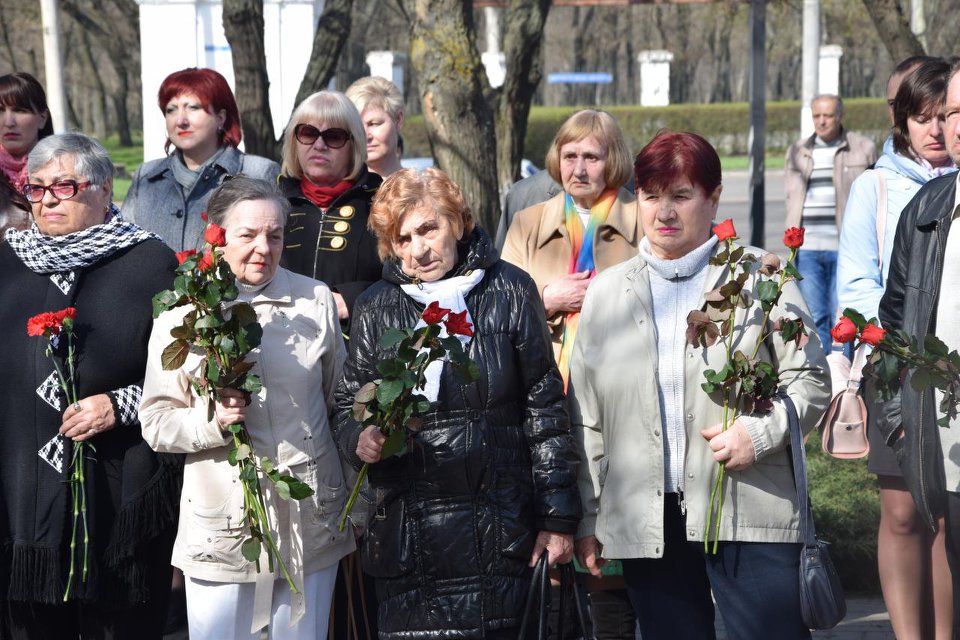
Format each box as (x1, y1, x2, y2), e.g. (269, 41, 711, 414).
(311, 207, 326, 279)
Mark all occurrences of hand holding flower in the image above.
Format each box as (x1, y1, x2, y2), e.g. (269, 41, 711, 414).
(357, 425, 387, 463)
(701, 420, 757, 471)
(60, 394, 116, 442)
(214, 387, 249, 431)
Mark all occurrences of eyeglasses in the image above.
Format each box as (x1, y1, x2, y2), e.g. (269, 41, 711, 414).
(293, 124, 352, 149)
(22, 180, 93, 203)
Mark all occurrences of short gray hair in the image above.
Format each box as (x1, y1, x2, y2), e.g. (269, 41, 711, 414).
(206, 175, 291, 228)
(27, 132, 114, 188)
(812, 93, 843, 117)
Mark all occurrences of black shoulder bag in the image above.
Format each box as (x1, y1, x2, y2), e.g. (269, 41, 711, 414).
(517, 554, 589, 640)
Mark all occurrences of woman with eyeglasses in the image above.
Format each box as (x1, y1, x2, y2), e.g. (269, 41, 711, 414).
(279, 90, 382, 328)
(0, 133, 180, 638)
(121, 68, 279, 252)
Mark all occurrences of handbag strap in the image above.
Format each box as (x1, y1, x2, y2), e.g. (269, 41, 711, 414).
(782, 392, 818, 548)
(518, 553, 551, 640)
(848, 344, 868, 388)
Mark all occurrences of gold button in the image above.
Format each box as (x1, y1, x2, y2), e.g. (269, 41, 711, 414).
(334, 221, 350, 233)
(339, 205, 355, 218)
(330, 236, 345, 249)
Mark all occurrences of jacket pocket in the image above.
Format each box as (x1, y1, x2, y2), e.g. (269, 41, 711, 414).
(183, 504, 245, 565)
(362, 497, 414, 578)
(312, 477, 346, 526)
(598, 455, 610, 488)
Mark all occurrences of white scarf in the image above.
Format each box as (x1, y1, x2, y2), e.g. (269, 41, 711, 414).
(399, 269, 485, 402)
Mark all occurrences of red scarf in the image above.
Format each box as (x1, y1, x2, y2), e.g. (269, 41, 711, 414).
(0, 146, 27, 193)
(300, 177, 354, 210)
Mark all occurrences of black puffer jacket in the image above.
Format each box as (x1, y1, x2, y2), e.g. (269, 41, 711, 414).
(334, 227, 581, 639)
(879, 172, 955, 529)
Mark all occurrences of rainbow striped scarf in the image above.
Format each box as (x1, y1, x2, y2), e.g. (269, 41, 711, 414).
(557, 188, 617, 389)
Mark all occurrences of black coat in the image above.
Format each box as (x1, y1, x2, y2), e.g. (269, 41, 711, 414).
(279, 168, 382, 321)
(0, 239, 181, 606)
(334, 228, 581, 639)
(879, 172, 956, 529)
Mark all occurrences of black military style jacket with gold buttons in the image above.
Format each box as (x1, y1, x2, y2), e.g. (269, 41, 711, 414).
(279, 166, 383, 327)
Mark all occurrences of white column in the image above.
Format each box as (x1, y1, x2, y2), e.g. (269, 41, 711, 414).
(39, 0, 67, 132)
(481, 7, 505, 88)
(136, 0, 323, 162)
(637, 50, 673, 106)
(800, 0, 820, 139)
(365, 51, 407, 96)
(818, 45, 843, 96)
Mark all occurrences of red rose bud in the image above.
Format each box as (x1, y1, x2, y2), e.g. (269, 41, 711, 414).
(422, 301, 451, 324)
(444, 310, 474, 337)
(200, 211, 209, 222)
(861, 323, 886, 346)
(198, 249, 214, 271)
(204, 224, 227, 247)
(783, 227, 805, 250)
(712, 219, 737, 241)
(175, 249, 197, 264)
(830, 317, 857, 344)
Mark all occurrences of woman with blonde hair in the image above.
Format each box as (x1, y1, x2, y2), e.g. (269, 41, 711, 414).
(279, 90, 381, 328)
(346, 76, 404, 178)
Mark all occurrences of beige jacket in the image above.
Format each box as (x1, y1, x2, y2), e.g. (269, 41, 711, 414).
(140, 267, 354, 586)
(569, 246, 830, 559)
(784, 130, 877, 230)
(501, 189, 641, 361)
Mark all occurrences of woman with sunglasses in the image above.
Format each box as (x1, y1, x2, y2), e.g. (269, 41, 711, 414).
(121, 68, 279, 252)
(0, 133, 180, 638)
(279, 90, 382, 328)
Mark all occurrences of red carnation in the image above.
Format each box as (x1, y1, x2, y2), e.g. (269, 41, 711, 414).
(175, 249, 197, 264)
(783, 227, 805, 250)
(422, 301, 451, 325)
(830, 317, 858, 344)
(27, 311, 58, 337)
(56, 307, 77, 322)
(712, 219, 737, 242)
(445, 310, 474, 338)
(861, 323, 887, 346)
(198, 249, 214, 271)
(204, 224, 227, 247)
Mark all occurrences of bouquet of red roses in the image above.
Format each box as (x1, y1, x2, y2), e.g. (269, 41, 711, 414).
(153, 223, 312, 592)
(27, 306, 89, 600)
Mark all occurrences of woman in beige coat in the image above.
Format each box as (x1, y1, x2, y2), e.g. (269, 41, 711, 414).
(140, 177, 353, 640)
(501, 109, 640, 384)
(570, 132, 831, 640)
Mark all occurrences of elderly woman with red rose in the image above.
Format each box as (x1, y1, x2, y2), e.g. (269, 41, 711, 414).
(568, 131, 830, 639)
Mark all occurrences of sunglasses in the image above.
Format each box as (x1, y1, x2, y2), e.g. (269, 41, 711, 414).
(22, 180, 93, 203)
(293, 124, 352, 149)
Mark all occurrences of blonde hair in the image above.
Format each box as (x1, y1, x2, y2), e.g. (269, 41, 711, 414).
(345, 76, 404, 122)
(368, 168, 475, 261)
(281, 91, 366, 181)
(544, 109, 632, 190)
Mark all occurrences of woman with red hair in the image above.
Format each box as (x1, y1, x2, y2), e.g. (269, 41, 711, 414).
(121, 68, 279, 252)
(570, 131, 830, 639)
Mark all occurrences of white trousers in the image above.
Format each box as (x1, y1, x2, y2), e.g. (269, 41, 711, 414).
(185, 564, 338, 640)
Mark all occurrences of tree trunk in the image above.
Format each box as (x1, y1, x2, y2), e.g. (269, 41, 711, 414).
(404, 0, 500, 233)
(861, 0, 925, 62)
(494, 0, 550, 197)
(112, 70, 133, 147)
(81, 29, 108, 138)
(222, 0, 278, 160)
(293, 0, 352, 108)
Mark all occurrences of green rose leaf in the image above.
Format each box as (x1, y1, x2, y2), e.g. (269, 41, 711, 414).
(275, 479, 291, 501)
(241, 374, 262, 394)
(152, 289, 183, 317)
(235, 443, 251, 461)
(380, 429, 407, 459)
(380, 328, 409, 349)
(195, 314, 223, 330)
(279, 475, 314, 500)
(241, 537, 261, 563)
(376, 378, 404, 405)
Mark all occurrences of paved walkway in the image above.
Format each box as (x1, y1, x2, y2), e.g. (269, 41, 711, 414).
(715, 597, 892, 639)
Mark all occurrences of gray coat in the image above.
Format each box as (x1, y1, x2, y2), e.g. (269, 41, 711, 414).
(121, 146, 279, 252)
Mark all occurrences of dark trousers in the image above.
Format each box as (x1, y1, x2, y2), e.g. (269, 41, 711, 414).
(621, 496, 810, 640)
(942, 490, 960, 640)
(587, 588, 636, 639)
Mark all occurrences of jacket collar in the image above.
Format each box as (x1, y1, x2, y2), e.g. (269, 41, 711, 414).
(802, 129, 849, 152)
(246, 267, 294, 306)
(535, 189, 638, 250)
(279, 165, 382, 205)
(915, 172, 960, 226)
(382, 226, 498, 285)
(145, 145, 244, 182)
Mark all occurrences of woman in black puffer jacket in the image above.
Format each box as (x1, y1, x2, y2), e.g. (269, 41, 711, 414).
(334, 168, 581, 640)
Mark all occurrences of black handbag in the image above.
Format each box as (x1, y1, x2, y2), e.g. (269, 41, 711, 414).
(517, 554, 590, 640)
(783, 393, 847, 630)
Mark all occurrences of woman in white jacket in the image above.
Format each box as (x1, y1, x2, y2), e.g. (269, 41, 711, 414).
(140, 176, 353, 640)
(837, 58, 956, 640)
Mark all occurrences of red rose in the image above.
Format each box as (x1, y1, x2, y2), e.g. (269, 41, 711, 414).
(204, 224, 227, 247)
(198, 249, 214, 271)
(861, 323, 887, 346)
(712, 219, 737, 241)
(783, 227, 805, 250)
(444, 310, 474, 338)
(830, 317, 858, 344)
(422, 301, 451, 324)
(175, 249, 197, 264)
(200, 211, 209, 222)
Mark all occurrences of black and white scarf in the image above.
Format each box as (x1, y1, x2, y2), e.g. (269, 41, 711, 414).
(4, 205, 159, 294)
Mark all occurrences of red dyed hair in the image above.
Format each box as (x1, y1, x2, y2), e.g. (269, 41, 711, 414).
(634, 131, 721, 196)
(157, 68, 242, 153)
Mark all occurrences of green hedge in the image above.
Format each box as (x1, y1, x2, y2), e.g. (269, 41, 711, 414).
(402, 99, 889, 167)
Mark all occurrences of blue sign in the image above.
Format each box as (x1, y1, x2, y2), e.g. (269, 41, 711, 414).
(548, 72, 613, 84)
